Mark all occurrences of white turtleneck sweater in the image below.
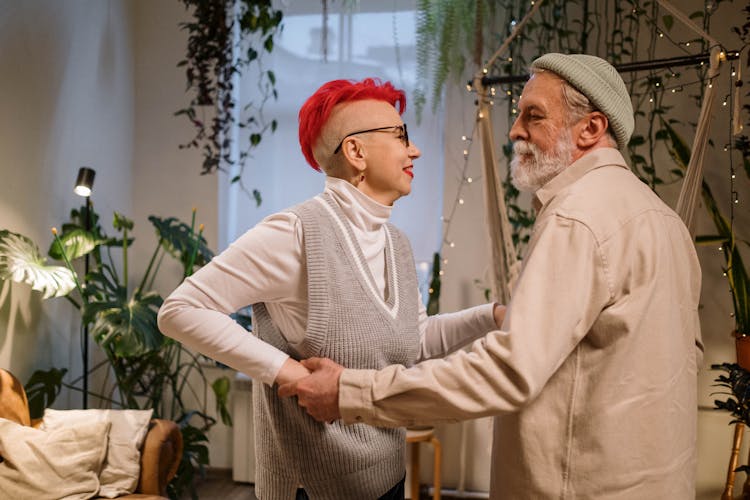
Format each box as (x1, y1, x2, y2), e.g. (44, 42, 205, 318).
(158, 177, 496, 385)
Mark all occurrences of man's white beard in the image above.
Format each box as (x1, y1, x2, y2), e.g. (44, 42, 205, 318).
(510, 132, 574, 193)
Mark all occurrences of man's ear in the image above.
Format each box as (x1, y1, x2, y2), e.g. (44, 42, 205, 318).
(575, 112, 609, 148)
(341, 137, 367, 173)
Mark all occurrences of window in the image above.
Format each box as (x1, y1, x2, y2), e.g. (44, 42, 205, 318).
(220, 0, 444, 292)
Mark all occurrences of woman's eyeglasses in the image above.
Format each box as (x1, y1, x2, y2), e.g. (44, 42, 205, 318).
(333, 124, 409, 154)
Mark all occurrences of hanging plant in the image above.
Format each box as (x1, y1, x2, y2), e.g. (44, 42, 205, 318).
(176, 0, 283, 205)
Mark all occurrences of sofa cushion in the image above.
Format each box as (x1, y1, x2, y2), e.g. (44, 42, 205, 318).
(0, 416, 110, 499)
(42, 408, 154, 498)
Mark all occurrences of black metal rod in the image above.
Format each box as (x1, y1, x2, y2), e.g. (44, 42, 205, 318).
(82, 196, 90, 409)
(478, 50, 740, 87)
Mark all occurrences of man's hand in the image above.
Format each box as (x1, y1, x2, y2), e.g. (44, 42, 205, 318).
(277, 357, 344, 422)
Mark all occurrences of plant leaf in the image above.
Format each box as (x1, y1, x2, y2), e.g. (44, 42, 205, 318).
(662, 15, 674, 31)
(48, 228, 98, 261)
(84, 290, 164, 357)
(24, 368, 67, 419)
(211, 376, 233, 426)
(0, 230, 76, 299)
(149, 216, 214, 271)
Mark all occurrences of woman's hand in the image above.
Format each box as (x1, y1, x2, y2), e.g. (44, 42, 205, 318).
(273, 357, 312, 386)
(493, 303, 507, 329)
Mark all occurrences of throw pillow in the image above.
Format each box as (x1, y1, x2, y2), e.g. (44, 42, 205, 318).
(42, 408, 154, 498)
(0, 417, 109, 500)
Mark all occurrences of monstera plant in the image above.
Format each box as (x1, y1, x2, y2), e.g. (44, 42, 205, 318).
(0, 205, 230, 499)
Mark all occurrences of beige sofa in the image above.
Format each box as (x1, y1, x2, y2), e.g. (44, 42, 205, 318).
(0, 368, 183, 499)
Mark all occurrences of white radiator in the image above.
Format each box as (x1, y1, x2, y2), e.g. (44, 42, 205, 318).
(231, 372, 255, 483)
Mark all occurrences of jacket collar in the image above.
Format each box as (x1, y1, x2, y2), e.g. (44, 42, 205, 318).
(533, 147, 630, 211)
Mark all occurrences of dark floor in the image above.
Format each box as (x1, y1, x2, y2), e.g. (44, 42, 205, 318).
(187, 468, 258, 500)
(185, 469, 439, 500)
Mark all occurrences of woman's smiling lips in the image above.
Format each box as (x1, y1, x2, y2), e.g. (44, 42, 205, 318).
(403, 166, 414, 178)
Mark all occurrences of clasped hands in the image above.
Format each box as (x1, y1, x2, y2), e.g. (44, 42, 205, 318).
(277, 304, 506, 423)
(277, 358, 345, 423)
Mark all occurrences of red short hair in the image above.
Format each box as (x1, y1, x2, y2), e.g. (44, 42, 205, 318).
(298, 78, 406, 171)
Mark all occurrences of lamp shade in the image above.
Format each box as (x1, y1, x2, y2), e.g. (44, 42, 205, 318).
(74, 167, 96, 197)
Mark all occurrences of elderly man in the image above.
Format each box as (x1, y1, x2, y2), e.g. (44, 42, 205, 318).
(280, 54, 703, 499)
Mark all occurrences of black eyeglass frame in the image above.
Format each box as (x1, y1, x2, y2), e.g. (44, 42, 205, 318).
(332, 124, 409, 154)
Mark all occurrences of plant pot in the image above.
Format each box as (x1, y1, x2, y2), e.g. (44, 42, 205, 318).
(735, 332, 750, 371)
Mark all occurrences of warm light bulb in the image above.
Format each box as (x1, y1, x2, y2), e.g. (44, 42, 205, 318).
(74, 185, 91, 197)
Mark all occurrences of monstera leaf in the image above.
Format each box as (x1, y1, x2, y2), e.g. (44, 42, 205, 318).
(0, 230, 76, 299)
(83, 288, 164, 357)
(48, 228, 99, 262)
(149, 216, 213, 270)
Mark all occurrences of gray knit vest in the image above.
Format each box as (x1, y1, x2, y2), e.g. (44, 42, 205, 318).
(251, 193, 420, 500)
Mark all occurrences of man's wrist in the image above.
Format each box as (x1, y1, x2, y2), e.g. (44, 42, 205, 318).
(338, 368, 377, 424)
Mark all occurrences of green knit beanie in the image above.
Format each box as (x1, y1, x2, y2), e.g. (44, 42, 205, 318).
(530, 53, 634, 149)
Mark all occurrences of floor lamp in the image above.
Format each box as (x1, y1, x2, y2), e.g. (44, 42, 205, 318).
(74, 167, 95, 409)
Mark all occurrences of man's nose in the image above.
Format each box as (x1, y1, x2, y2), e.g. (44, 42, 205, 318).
(509, 116, 526, 142)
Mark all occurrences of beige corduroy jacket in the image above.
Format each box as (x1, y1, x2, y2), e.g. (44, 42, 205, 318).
(339, 148, 703, 500)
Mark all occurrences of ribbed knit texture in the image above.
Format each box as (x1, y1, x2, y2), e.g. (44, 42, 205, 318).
(531, 53, 635, 149)
(252, 193, 420, 500)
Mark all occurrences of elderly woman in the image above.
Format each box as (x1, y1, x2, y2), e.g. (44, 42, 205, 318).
(158, 78, 504, 500)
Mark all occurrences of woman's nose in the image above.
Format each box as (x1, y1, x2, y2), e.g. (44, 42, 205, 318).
(408, 141, 421, 159)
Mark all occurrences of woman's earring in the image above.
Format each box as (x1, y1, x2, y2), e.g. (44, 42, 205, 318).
(359, 174, 365, 183)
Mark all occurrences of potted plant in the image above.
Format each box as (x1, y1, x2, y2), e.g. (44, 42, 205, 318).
(0, 205, 233, 499)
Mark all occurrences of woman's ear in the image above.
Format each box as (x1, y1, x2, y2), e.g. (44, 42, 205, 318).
(341, 137, 367, 173)
(575, 112, 609, 148)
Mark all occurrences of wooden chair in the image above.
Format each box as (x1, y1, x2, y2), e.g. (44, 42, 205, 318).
(723, 422, 750, 500)
(406, 426, 441, 500)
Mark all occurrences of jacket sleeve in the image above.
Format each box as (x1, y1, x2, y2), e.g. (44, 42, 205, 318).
(339, 214, 612, 427)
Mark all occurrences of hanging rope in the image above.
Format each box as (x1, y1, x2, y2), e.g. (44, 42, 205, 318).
(654, 0, 731, 236)
(473, 1, 544, 303)
(674, 45, 723, 235)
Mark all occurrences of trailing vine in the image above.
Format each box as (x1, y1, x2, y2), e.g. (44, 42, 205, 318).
(176, 0, 283, 204)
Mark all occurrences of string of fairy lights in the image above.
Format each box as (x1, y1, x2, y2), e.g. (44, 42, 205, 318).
(433, 3, 745, 306)
(428, 99, 482, 287)
(720, 57, 740, 320)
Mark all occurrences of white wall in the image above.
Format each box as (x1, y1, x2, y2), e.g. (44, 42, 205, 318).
(128, 0, 230, 468)
(0, 0, 233, 468)
(0, 0, 134, 407)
